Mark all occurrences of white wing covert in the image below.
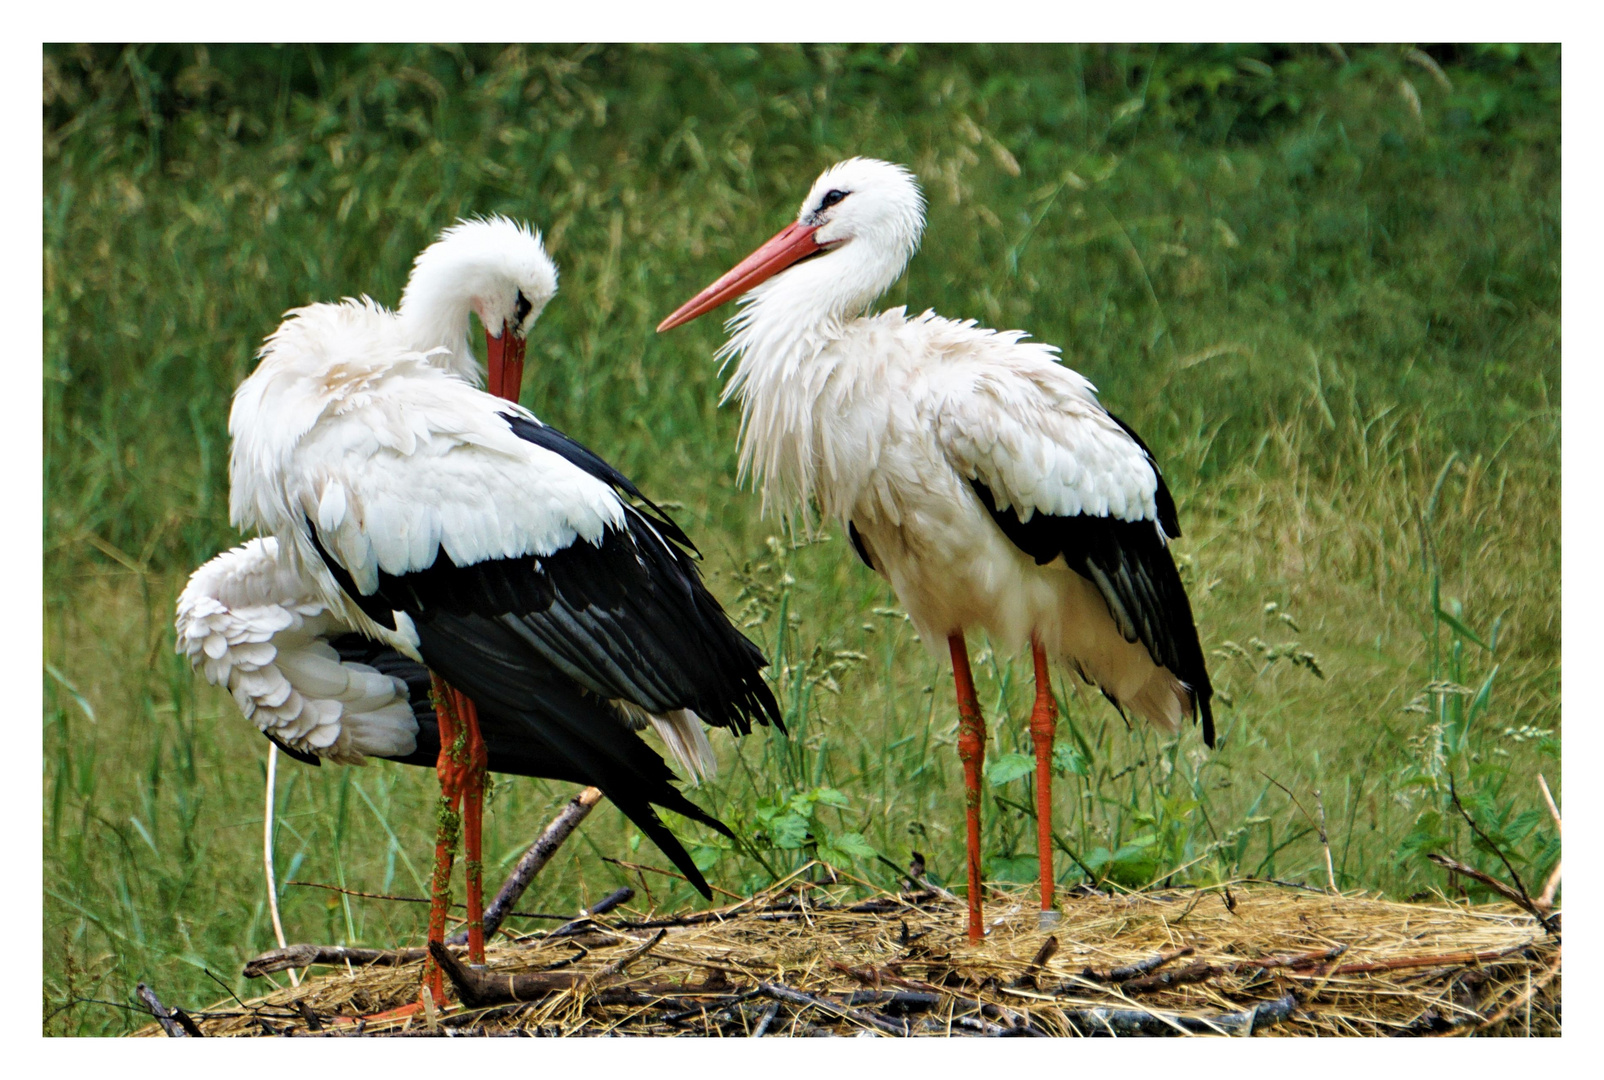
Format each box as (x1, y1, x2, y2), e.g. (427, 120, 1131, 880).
(175, 537, 419, 764)
(932, 354, 1162, 530)
(283, 373, 627, 596)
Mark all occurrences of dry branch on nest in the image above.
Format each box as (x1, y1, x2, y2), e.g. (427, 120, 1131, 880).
(140, 875, 1559, 1038)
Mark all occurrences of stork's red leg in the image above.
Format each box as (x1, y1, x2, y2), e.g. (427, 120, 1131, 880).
(422, 674, 466, 1008)
(1029, 637, 1060, 927)
(455, 687, 489, 966)
(949, 633, 987, 944)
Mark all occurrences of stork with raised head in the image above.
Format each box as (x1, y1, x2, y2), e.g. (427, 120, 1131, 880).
(184, 218, 781, 1005)
(658, 159, 1213, 941)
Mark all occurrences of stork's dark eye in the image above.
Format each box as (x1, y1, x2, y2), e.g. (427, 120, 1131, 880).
(513, 291, 533, 324)
(819, 189, 848, 210)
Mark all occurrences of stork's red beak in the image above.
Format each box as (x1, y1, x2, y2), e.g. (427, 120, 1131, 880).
(485, 322, 526, 402)
(656, 222, 822, 332)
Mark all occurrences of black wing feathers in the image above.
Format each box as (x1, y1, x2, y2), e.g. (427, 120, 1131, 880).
(301, 418, 784, 898)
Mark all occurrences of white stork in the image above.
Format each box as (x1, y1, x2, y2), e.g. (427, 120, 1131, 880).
(181, 218, 781, 1004)
(658, 159, 1213, 940)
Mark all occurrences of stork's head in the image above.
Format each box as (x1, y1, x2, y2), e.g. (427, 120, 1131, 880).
(657, 158, 926, 332)
(400, 216, 559, 399)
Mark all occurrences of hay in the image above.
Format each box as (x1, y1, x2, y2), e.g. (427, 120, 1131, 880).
(137, 874, 1559, 1037)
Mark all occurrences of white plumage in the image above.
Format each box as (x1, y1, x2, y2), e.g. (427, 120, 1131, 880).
(659, 157, 1212, 937)
(176, 537, 419, 764)
(185, 217, 776, 793)
(676, 159, 1199, 729)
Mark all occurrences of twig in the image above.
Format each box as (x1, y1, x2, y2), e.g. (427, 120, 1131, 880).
(136, 983, 186, 1038)
(540, 886, 637, 940)
(1426, 854, 1534, 910)
(601, 857, 745, 901)
(1313, 788, 1337, 893)
(1537, 773, 1561, 831)
(1082, 946, 1194, 983)
(449, 786, 602, 946)
(759, 982, 911, 1036)
(295, 1001, 324, 1032)
(286, 878, 580, 922)
(263, 744, 299, 988)
(1060, 992, 1298, 1037)
(1446, 778, 1558, 935)
(1311, 944, 1528, 977)
(750, 1001, 781, 1037)
(1537, 773, 1562, 912)
(599, 928, 666, 976)
(243, 944, 428, 978)
(1106, 945, 1347, 994)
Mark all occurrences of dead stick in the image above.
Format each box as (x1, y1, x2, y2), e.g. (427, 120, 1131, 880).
(759, 982, 911, 1036)
(136, 983, 186, 1038)
(1308, 944, 1531, 977)
(1109, 945, 1347, 994)
(288, 878, 570, 919)
(1447, 778, 1557, 935)
(599, 928, 666, 976)
(448, 786, 602, 946)
(602, 856, 746, 901)
(751, 1001, 781, 1037)
(1426, 854, 1532, 909)
(243, 944, 428, 978)
(1314, 788, 1337, 893)
(1536, 773, 1562, 911)
(427, 940, 599, 1008)
(1082, 945, 1195, 983)
(541, 886, 637, 940)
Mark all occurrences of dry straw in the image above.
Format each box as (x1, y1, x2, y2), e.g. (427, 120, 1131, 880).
(138, 868, 1558, 1038)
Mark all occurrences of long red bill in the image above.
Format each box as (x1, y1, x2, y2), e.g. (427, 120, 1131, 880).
(484, 322, 526, 402)
(657, 221, 822, 332)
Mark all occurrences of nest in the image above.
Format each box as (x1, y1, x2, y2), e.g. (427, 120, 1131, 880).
(139, 874, 1559, 1037)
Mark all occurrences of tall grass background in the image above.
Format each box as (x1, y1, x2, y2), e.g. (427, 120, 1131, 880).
(42, 44, 1559, 1034)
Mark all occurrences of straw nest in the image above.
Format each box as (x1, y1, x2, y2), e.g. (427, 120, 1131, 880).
(138, 873, 1559, 1037)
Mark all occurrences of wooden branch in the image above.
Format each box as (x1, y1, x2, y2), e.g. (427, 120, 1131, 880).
(428, 940, 596, 1008)
(1426, 854, 1529, 908)
(599, 928, 666, 976)
(1314, 788, 1338, 893)
(1317, 944, 1529, 977)
(1536, 773, 1562, 912)
(1111, 945, 1347, 994)
(759, 982, 912, 1036)
(539, 886, 637, 941)
(750, 1001, 781, 1037)
(1060, 992, 1298, 1037)
(425, 939, 695, 1010)
(448, 786, 602, 946)
(136, 983, 187, 1038)
(243, 944, 428, 978)
(1446, 778, 1557, 935)
(1082, 945, 1194, 983)
(601, 856, 745, 901)
(1538, 773, 1561, 832)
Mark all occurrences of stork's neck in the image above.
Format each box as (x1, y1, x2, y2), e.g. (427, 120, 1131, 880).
(716, 242, 907, 524)
(396, 284, 485, 386)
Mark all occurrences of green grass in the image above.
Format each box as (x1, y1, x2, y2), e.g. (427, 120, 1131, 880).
(43, 44, 1560, 1034)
